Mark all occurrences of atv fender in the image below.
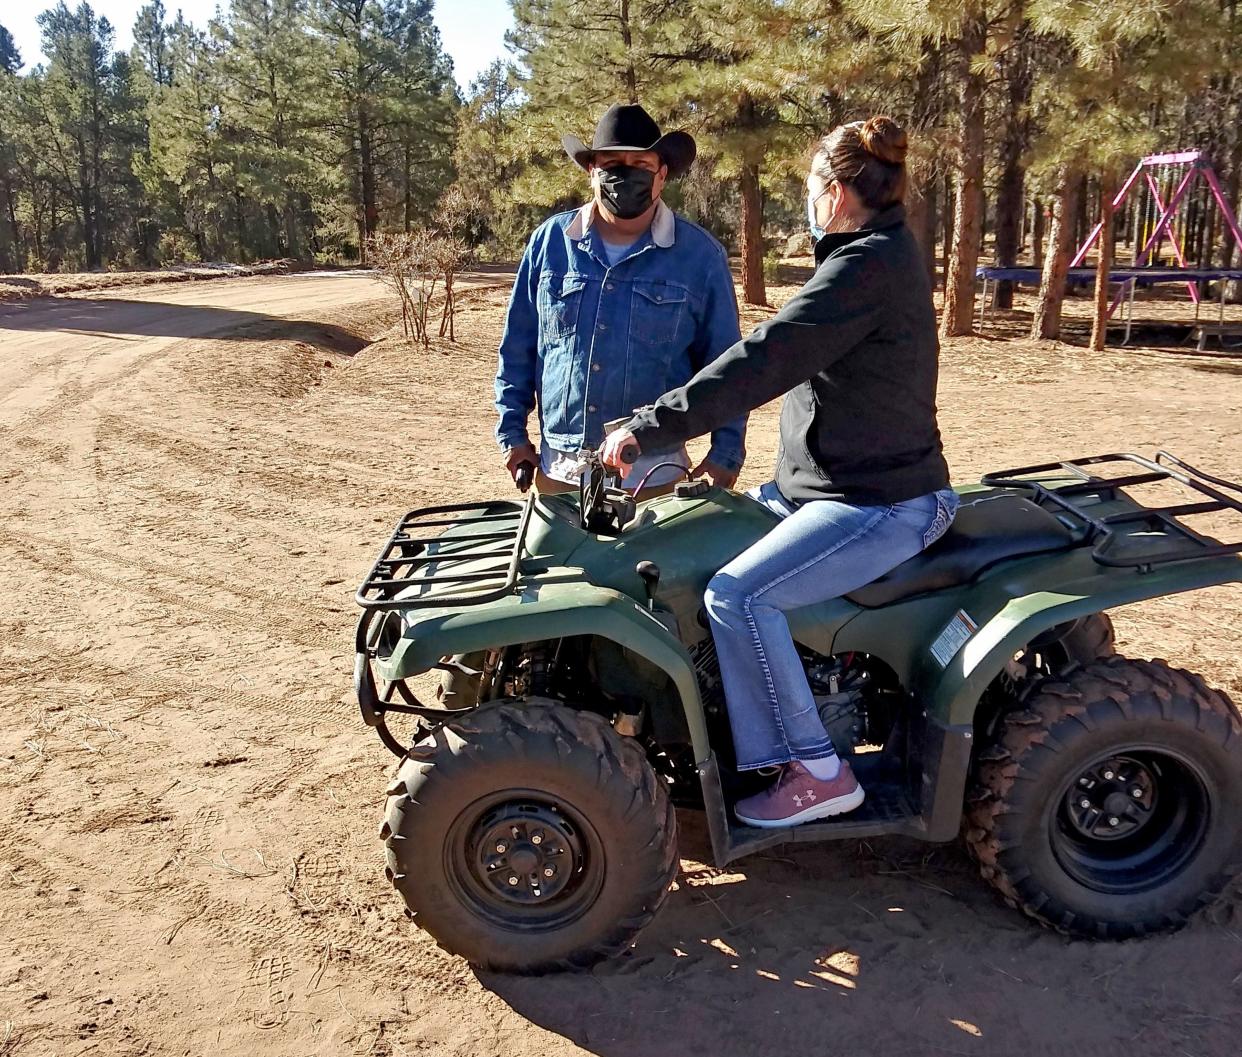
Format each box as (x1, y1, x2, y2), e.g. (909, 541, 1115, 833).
(367, 580, 710, 759)
(927, 555, 1242, 727)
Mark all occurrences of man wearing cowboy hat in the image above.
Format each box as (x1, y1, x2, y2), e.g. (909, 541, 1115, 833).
(495, 103, 746, 495)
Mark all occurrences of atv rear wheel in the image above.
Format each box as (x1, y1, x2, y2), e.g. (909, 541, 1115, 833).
(382, 699, 678, 972)
(967, 657, 1242, 937)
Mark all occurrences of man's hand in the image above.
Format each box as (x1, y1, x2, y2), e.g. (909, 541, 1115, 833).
(693, 458, 739, 490)
(503, 442, 538, 492)
(600, 429, 640, 479)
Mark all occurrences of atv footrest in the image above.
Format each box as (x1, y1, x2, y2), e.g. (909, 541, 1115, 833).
(725, 783, 921, 858)
(701, 753, 925, 866)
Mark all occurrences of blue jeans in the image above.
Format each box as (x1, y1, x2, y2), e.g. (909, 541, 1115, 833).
(705, 482, 959, 771)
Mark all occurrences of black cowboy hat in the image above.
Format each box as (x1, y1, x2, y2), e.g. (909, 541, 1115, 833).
(562, 104, 697, 179)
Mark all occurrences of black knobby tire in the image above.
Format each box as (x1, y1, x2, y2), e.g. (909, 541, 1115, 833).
(382, 699, 678, 972)
(1055, 612, 1116, 668)
(435, 651, 485, 709)
(966, 656, 1242, 938)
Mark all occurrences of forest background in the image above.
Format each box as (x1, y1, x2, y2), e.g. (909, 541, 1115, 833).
(1, 0, 1239, 339)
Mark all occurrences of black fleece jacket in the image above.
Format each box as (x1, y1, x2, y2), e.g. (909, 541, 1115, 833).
(627, 203, 950, 505)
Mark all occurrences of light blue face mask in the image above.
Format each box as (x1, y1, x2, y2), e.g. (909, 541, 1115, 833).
(807, 186, 828, 242)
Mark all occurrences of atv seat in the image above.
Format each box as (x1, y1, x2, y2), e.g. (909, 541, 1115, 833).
(846, 494, 1076, 607)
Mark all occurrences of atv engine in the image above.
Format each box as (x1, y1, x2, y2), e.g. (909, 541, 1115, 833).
(804, 653, 875, 757)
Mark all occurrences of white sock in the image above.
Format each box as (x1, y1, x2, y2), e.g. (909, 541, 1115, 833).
(801, 754, 840, 781)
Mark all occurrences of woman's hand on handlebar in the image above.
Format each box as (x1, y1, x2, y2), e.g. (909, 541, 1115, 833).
(600, 429, 640, 478)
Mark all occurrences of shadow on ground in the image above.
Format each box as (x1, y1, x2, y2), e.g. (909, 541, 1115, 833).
(0, 295, 370, 353)
(479, 811, 1242, 1057)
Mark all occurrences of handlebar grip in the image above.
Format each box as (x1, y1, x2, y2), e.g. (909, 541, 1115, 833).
(515, 460, 535, 492)
(620, 445, 638, 465)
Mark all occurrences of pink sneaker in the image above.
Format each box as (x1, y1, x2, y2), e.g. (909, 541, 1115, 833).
(733, 759, 865, 828)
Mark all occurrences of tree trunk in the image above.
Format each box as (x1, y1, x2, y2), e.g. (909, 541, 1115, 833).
(1221, 119, 1241, 301)
(359, 109, 378, 242)
(907, 179, 927, 264)
(1032, 199, 1045, 271)
(1089, 169, 1118, 352)
(992, 146, 1025, 309)
(403, 136, 414, 233)
(941, 20, 987, 337)
(941, 171, 952, 289)
(1031, 169, 1082, 341)
(0, 174, 19, 272)
(739, 159, 766, 306)
(908, 173, 937, 281)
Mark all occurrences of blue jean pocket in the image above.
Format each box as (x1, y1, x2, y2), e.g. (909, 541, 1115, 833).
(921, 490, 959, 549)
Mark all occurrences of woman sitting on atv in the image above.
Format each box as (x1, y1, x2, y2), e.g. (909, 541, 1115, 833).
(602, 116, 957, 828)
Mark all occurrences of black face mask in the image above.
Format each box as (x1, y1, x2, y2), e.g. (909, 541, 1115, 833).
(596, 164, 656, 220)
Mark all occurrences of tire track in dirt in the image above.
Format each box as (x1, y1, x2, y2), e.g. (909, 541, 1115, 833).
(0, 807, 465, 992)
(95, 412, 373, 506)
(0, 340, 191, 445)
(2, 523, 302, 611)
(0, 528, 337, 651)
(87, 443, 315, 532)
(2, 631, 345, 733)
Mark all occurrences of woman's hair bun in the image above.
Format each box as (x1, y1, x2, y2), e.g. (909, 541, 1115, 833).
(860, 116, 907, 165)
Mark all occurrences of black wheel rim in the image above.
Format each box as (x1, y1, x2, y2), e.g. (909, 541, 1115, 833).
(445, 790, 605, 932)
(1051, 748, 1211, 895)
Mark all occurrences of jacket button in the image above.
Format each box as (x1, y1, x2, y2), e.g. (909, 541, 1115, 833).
(588, 404, 598, 412)
(591, 363, 601, 372)
(598, 323, 607, 331)
(656, 295, 663, 301)
(606, 283, 615, 291)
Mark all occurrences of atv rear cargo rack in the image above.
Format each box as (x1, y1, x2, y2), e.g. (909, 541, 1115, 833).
(981, 451, 1242, 570)
(355, 496, 534, 611)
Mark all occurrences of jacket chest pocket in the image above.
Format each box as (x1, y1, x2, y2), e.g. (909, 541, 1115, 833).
(538, 275, 587, 341)
(630, 284, 688, 349)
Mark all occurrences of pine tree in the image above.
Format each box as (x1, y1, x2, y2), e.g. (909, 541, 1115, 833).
(34, 2, 143, 269)
(0, 27, 23, 271)
(0, 25, 21, 74)
(133, 0, 175, 87)
(1025, 0, 1227, 343)
(653, 0, 834, 306)
(451, 60, 532, 252)
(213, 0, 323, 258)
(376, 1, 457, 236)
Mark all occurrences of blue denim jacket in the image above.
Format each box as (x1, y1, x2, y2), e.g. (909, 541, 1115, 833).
(494, 201, 747, 470)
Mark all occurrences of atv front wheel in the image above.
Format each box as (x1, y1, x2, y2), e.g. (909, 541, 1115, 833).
(382, 699, 678, 971)
(967, 657, 1242, 937)
(1054, 612, 1116, 668)
(435, 651, 485, 708)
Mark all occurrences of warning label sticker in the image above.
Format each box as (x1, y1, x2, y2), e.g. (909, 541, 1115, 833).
(930, 610, 979, 668)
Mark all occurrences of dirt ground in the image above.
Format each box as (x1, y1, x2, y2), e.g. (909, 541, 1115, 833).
(1, 270, 1241, 1057)
(0, 261, 298, 304)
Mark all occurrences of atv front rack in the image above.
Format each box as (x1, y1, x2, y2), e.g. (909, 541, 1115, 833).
(981, 451, 1242, 570)
(355, 496, 535, 611)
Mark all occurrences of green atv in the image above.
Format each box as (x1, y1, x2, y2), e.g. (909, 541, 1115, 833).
(354, 450, 1242, 972)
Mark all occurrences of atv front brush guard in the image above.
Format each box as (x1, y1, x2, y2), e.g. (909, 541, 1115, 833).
(355, 613, 486, 756)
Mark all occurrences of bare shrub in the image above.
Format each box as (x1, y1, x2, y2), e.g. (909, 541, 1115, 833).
(434, 185, 485, 341)
(369, 184, 485, 348)
(369, 230, 442, 346)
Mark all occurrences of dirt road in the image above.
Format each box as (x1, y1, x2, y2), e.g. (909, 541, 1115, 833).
(1, 273, 1241, 1057)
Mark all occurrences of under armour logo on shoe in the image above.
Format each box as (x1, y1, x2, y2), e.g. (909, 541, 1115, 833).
(792, 790, 818, 807)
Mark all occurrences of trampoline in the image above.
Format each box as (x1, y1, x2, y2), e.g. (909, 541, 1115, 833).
(977, 151, 1242, 348)
(976, 265, 1242, 345)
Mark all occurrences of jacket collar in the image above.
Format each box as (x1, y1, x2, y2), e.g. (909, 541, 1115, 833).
(566, 199, 676, 248)
(814, 203, 906, 263)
